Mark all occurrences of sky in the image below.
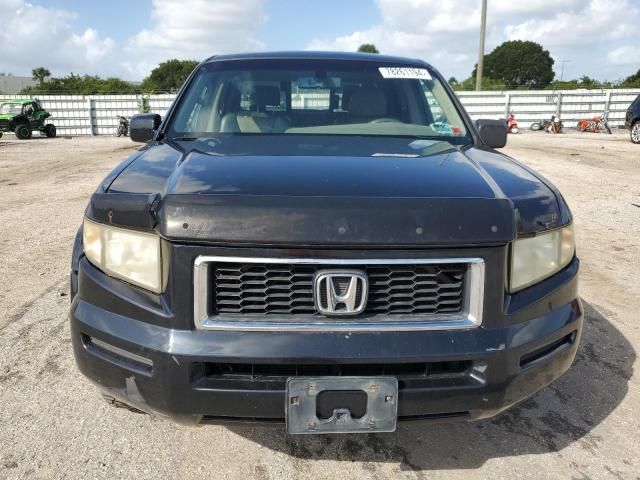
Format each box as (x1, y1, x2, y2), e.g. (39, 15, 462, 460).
(0, 0, 638, 82)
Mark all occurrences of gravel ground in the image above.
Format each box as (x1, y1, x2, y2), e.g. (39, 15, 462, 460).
(0, 131, 638, 479)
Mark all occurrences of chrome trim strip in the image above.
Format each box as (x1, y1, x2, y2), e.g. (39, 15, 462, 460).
(193, 256, 484, 332)
(89, 337, 154, 367)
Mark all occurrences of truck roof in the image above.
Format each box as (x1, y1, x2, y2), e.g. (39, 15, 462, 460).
(204, 51, 431, 68)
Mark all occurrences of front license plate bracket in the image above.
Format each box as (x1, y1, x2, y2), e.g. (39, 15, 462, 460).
(286, 377, 398, 434)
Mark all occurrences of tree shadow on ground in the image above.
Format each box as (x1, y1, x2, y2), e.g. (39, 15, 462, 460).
(226, 301, 634, 470)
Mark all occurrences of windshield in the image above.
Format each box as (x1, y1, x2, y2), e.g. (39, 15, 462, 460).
(167, 59, 470, 145)
(0, 103, 23, 115)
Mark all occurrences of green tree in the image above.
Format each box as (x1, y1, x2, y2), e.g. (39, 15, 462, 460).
(22, 74, 138, 94)
(472, 40, 555, 88)
(31, 67, 51, 85)
(137, 95, 150, 113)
(448, 77, 458, 87)
(141, 59, 199, 92)
(455, 76, 507, 91)
(622, 69, 640, 88)
(546, 76, 615, 90)
(357, 44, 379, 54)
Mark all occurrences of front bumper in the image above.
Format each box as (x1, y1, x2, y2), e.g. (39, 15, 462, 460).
(70, 254, 582, 426)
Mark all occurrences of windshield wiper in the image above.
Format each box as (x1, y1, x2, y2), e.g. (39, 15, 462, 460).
(169, 136, 199, 141)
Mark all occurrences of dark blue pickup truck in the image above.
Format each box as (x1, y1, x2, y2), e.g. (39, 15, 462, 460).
(70, 52, 581, 434)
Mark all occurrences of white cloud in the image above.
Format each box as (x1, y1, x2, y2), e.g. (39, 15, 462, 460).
(0, 0, 267, 81)
(1, 0, 637, 84)
(307, 1, 482, 71)
(0, 0, 115, 77)
(503, 1, 636, 48)
(608, 46, 640, 66)
(308, 0, 640, 82)
(71, 29, 116, 63)
(123, 0, 267, 78)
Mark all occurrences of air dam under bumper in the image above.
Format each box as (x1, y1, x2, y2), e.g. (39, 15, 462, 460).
(70, 271, 583, 426)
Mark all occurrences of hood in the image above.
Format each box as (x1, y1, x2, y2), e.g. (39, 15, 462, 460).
(91, 139, 566, 246)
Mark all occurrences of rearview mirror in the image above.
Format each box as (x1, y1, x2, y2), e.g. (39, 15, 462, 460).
(130, 113, 161, 143)
(475, 119, 507, 148)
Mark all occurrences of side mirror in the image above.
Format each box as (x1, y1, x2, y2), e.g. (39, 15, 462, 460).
(130, 113, 161, 143)
(475, 119, 507, 148)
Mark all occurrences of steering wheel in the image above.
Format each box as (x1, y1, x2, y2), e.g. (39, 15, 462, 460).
(369, 118, 402, 124)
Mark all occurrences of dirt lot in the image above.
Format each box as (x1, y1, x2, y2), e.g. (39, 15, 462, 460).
(0, 131, 638, 479)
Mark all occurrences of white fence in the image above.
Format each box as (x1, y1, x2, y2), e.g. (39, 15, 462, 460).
(2, 88, 639, 136)
(0, 94, 175, 136)
(457, 89, 639, 128)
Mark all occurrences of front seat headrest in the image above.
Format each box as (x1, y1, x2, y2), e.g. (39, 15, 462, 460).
(254, 85, 282, 109)
(348, 87, 387, 117)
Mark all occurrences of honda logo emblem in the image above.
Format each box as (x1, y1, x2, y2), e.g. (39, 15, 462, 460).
(313, 270, 368, 316)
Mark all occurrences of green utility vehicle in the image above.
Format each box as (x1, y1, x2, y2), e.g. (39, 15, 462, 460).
(0, 99, 56, 139)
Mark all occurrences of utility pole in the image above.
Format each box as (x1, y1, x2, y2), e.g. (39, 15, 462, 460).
(559, 60, 570, 82)
(475, 0, 488, 91)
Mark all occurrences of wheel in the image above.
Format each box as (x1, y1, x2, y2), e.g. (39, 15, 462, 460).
(15, 123, 32, 140)
(116, 126, 125, 137)
(530, 122, 541, 131)
(631, 121, 640, 144)
(44, 124, 56, 138)
(511, 127, 519, 134)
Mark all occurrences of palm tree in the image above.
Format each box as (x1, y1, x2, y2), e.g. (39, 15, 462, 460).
(32, 67, 51, 85)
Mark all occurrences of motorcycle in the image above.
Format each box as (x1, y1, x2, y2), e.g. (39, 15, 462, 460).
(115, 116, 129, 137)
(546, 115, 563, 134)
(577, 110, 612, 134)
(530, 115, 563, 133)
(507, 112, 519, 134)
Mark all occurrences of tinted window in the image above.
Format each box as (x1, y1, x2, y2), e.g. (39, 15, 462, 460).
(168, 59, 470, 145)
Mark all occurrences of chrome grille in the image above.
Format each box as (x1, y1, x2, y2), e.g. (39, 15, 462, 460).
(212, 263, 466, 316)
(193, 256, 485, 331)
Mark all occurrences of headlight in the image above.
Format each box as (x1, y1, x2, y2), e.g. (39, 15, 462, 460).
(83, 218, 164, 293)
(510, 224, 575, 292)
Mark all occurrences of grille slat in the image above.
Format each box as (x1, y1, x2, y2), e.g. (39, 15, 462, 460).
(212, 262, 467, 317)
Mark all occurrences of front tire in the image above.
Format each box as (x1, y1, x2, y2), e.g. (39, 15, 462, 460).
(631, 122, 640, 144)
(530, 122, 541, 131)
(44, 124, 56, 138)
(15, 123, 32, 140)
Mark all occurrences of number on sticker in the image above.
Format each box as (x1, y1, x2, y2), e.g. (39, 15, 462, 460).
(379, 67, 432, 80)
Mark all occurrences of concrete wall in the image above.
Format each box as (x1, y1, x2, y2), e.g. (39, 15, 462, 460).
(1, 89, 639, 136)
(0, 76, 36, 94)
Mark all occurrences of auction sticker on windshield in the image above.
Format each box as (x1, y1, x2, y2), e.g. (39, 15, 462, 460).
(379, 67, 432, 80)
